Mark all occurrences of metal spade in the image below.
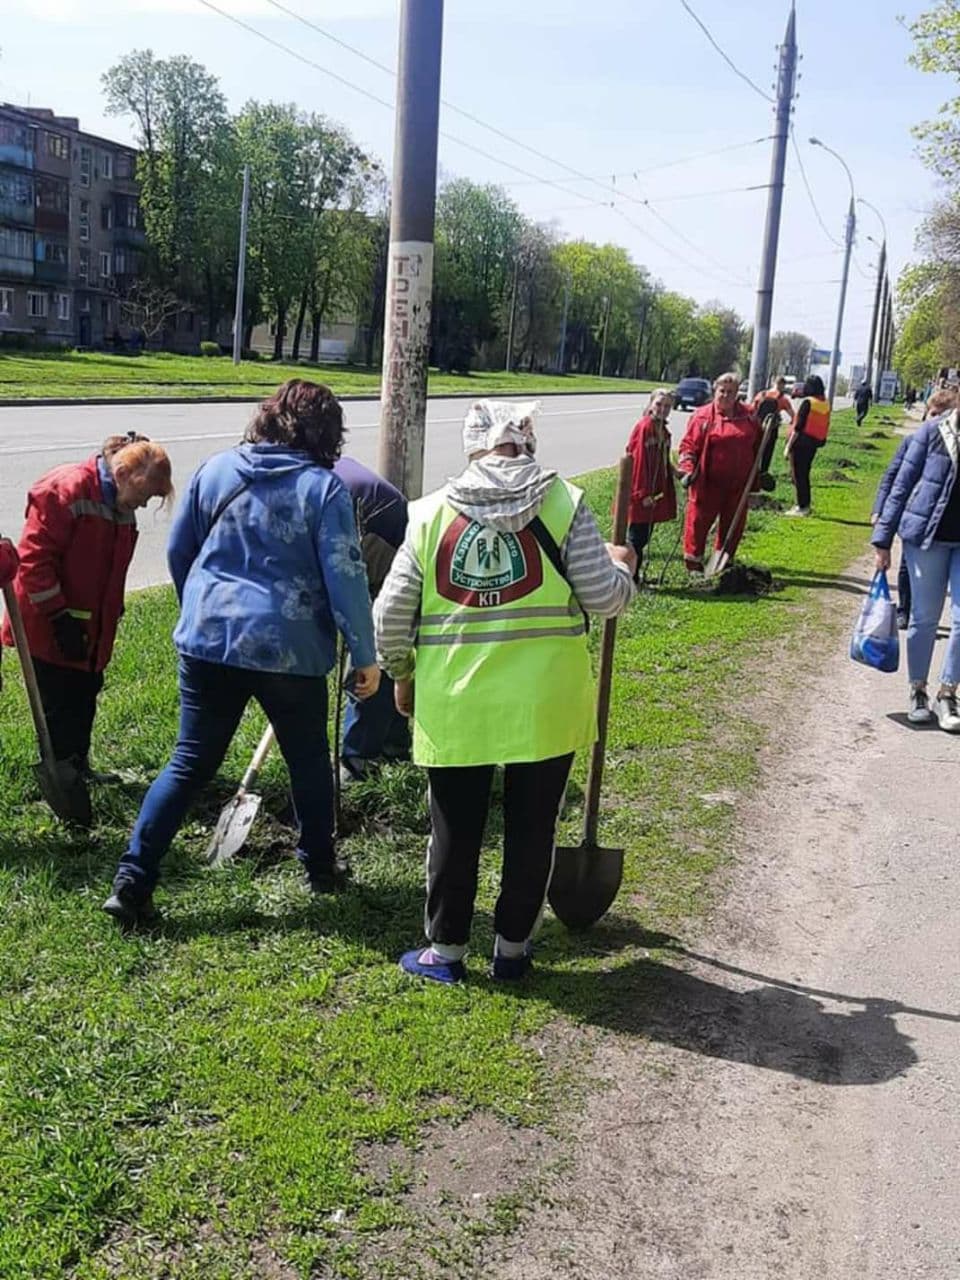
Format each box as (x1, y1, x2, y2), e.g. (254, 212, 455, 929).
(704, 415, 778, 580)
(205, 724, 275, 866)
(2, 584, 92, 826)
(548, 453, 632, 930)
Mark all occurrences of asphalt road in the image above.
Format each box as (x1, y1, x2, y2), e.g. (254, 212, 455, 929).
(0, 392, 677, 589)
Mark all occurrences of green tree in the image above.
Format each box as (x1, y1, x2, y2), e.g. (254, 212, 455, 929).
(906, 1, 960, 180)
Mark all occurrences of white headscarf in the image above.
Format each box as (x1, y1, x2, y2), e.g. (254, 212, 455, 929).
(461, 399, 541, 458)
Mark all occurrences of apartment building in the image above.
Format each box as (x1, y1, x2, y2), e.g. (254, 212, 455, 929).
(0, 103, 143, 348)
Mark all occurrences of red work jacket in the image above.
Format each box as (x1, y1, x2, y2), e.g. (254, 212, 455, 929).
(623, 415, 678, 524)
(1, 455, 138, 671)
(678, 401, 762, 494)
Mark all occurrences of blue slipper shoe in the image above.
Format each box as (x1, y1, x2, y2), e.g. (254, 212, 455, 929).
(399, 948, 465, 985)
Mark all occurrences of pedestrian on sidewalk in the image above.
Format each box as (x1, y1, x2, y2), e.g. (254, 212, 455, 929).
(872, 435, 912, 628)
(104, 380, 380, 927)
(678, 371, 764, 572)
(622, 387, 678, 581)
(1, 434, 173, 786)
(752, 374, 796, 477)
(375, 399, 636, 985)
(333, 457, 410, 785)
(854, 380, 873, 427)
(785, 375, 831, 517)
(872, 406, 960, 731)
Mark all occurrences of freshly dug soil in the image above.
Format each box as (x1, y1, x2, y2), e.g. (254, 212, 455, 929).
(748, 494, 786, 512)
(714, 563, 775, 596)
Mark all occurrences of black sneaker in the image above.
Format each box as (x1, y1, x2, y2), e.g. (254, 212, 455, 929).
(306, 858, 351, 894)
(102, 887, 162, 927)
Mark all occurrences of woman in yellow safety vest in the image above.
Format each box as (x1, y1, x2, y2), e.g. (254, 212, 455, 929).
(785, 374, 831, 517)
(374, 399, 636, 985)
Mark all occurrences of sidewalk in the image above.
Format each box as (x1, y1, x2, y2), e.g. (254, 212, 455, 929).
(479, 565, 960, 1279)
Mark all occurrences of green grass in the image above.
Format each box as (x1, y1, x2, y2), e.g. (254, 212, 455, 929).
(0, 408, 897, 1278)
(0, 351, 657, 402)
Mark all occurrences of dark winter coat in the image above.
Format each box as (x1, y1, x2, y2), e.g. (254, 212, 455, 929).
(872, 413, 960, 550)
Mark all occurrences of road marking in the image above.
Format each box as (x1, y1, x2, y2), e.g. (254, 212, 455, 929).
(0, 403, 641, 457)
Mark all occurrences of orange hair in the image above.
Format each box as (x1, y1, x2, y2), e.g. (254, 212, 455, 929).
(104, 437, 174, 506)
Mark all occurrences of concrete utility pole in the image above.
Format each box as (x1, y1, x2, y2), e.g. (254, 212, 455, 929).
(747, 2, 797, 399)
(232, 165, 250, 365)
(827, 194, 856, 407)
(598, 295, 611, 378)
(557, 273, 570, 373)
(505, 255, 519, 374)
(874, 273, 890, 399)
(377, 0, 444, 499)
(864, 237, 886, 391)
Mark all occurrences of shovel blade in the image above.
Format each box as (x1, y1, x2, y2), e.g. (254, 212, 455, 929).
(205, 792, 262, 867)
(548, 843, 624, 930)
(34, 759, 92, 827)
(704, 547, 729, 580)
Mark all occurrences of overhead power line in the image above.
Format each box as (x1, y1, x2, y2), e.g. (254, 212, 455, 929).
(678, 0, 775, 102)
(790, 127, 843, 248)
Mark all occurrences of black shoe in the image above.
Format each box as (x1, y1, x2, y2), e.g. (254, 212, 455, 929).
(78, 757, 122, 785)
(102, 887, 162, 927)
(305, 858, 351, 894)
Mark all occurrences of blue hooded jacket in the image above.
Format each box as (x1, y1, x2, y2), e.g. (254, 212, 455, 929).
(872, 413, 960, 551)
(168, 444, 375, 677)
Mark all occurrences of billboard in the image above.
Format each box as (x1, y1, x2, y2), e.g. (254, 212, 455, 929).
(810, 347, 837, 365)
(878, 370, 898, 404)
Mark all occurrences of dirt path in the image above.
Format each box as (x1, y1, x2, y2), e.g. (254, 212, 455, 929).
(479, 566, 960, 1279)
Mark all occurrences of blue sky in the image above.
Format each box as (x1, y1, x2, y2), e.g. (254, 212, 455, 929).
(1, 0, 951, 367)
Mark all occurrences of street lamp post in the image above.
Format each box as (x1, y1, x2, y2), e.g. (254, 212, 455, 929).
(810, 137, 856, 408)
(858, 199, 888, 396)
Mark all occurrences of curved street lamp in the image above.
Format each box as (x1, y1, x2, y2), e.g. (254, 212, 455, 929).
(809, 137, 856, 407)
(857, 199, 890, 394)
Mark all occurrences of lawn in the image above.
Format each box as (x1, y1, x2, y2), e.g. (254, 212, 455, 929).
(0, 351, 657, 402)
(0, 407, 897, 1279)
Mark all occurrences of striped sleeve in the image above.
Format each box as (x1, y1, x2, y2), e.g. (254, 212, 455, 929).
(561, 500, 635, 618)
(373, 532, 423, 680)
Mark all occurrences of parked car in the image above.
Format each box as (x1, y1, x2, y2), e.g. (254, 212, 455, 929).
(738, 379, 749, 401)
(673, 377, 711, 410)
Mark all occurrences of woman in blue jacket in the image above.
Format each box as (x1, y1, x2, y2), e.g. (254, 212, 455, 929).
(872, 409, 960, 730)
(104, 380, 380, 925)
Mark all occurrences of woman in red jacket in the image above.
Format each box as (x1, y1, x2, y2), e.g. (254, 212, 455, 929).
(2, 434, 172, 782)
(623, 387, 678, 580)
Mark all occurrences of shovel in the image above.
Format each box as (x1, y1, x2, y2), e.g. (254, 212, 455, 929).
(1, 584, 92, 826)
(704, 415, 778, 580)
(204, 723, 275, 866)
(548, 453, 632, 930)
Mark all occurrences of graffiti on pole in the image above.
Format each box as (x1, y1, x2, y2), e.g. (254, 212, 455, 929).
(379, 241, 435, 499)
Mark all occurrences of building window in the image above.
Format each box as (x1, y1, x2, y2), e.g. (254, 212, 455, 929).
(116, 151, 134, 180)
(45, 132, 69, 161)
(114, 248, 127, 276)
(79, 248, 89, 281)
(0, 121, 34, 151)
(36, 240, 68, 266)
(0, 227, 33, 260)
(101, 204, 113, 230)
(27, 292, 48, 319)
(101, 300, 111, 325)
(99, 251, 111, 279)
(56, 293, 71, 321)
(0, 288, 12, 316)
(101, 152, 113, 180)
(0, 169, 33, 208)
(35, 177, 68, 213)
(120, 198, 140, 229)
(79, 146, 91, 188)
(79, 199, 89, 242)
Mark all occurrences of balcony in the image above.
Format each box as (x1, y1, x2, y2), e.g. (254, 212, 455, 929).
(0, 255, 33, 279)
(34, 259, 68, 284)
(0, 144, 35, 171)
(114, 224, 145, 247)
(0, 197, 34, 227)
(35, 207, 68, 235)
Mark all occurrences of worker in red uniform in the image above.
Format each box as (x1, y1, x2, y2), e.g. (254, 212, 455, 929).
(623, 387, 678, 581)
(678, 371, 763, 572)
(2, 434, 172, 782)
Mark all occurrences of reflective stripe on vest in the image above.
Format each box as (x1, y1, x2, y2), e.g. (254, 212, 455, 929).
(802, 396, 830, 442)
(69, 498, 135, 525)
(408, 475, 597, 767)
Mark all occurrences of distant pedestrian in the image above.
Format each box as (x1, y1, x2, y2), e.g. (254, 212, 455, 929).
(678, 372, 763, 572)
(872, 405, 960, 731)
(622, 387, 678, 581)
(1, 435, 172, 792)
(905, 386, 917, 409)
(854, 380, 873, 427)
(752, 374, 796, 475)
(785, 374, 831, 517)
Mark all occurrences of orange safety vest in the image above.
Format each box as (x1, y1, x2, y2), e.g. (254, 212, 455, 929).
(801, 395, 830, 443)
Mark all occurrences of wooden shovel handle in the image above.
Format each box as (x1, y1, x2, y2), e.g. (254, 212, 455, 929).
(2, 584, 57, 765)
(714, 415, 777, 564)
(239, 724, 275, 792)
(582, 454, 633, 846)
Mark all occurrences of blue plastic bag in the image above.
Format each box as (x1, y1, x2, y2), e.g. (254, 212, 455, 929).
(850, 570, 900, 673)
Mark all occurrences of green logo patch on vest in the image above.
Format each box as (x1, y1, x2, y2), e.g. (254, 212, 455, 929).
(436, 514, 543, 606)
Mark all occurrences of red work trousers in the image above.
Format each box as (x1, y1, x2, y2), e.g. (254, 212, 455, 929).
(683, 485, 748, 562)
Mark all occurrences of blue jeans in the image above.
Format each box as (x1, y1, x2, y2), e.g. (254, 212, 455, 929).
(114, 656, 334, 896)
(903, 541, 960, 685)
(341, 672, 410, 763)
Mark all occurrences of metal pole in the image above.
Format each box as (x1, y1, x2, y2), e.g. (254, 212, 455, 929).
(874, 274, 889, 400)
(864, 237, 885, 391)
(599, 295, 611, 378)
(557, 273, 570, 373)
(747, 3, 797, 399)
(505, 254, 519, 374)
(232, 165, 250, 365)
(827, 196, 855, 407)
(377, 0, 444, 499)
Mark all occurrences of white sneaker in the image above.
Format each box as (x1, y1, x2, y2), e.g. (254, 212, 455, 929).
(785, 505, 811, 517)
(934, 688, 960, 733)
(908, 685, 934, 724)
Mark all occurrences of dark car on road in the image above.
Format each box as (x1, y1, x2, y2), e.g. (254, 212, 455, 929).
(673, 377, 711, 410)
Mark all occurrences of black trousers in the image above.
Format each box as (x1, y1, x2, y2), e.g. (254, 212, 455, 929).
(425, 753, 574, 947)
(791, 433, 819, 510)
(627, 522, 654, 578)
(759, 420, 780, 474)
(32, 658, 104, 763)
